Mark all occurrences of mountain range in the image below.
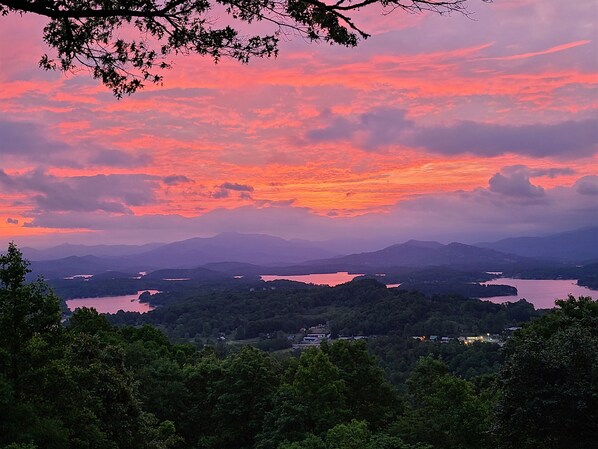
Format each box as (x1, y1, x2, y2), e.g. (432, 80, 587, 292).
(476, 227, 598, 263)
(22, 227, 597, 280)
(304, 240, 528, 271)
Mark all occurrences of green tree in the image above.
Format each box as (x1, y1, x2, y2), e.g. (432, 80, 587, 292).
(322, 340, 401, 428)
(278, 420, 430, 449)
(0, 242, 61, 399)
(209, 346, 281, 449)
(278, 433, 326, 449)
(325, 420, 370, 449)
(394, 356, 494, 449)
(257, 348, 349, 448)
(495, 295, 598, 449)
(0, 0, 483, 96)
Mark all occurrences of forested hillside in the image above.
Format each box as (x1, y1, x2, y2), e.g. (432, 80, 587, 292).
(108, 279, 536, 342)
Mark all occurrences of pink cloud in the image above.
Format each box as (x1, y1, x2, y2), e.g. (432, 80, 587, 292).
(0, 0, 596, 245)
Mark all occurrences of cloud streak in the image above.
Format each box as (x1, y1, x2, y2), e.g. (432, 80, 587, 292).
(477, 40, 592, 61)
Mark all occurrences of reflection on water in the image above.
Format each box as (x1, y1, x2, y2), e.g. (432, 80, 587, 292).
(66, 290, 160, 314)
(63, 274, 93, 280)
(260, 272, 363, 287)
(482, 278, 595, 309)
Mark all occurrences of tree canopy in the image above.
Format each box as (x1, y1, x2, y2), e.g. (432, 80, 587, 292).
(496, 295, 598, 449)
(1, 0, 486, 96)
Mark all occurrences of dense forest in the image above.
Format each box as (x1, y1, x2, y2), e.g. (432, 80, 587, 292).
(108, 279, 536, 343)
(1, 243, 597, 448)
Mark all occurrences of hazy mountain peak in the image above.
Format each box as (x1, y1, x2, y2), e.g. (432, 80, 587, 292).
(476, 226, 598, 263)
(402, 240, 444, 249)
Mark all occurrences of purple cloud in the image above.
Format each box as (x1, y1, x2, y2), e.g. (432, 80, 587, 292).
(90, 149, 152, 168)
(307, 108, 414, 151)
(6, 218, 19, 225)
(163, 175, 193, 185)
(305, 107, 597, 159)
(220, 182, 254, 192)
(0, 169, 160, 214)
(212, 182, 255, 199)
(0, 119, 155, 169)
(488, 171, 545, 198)
(412, 119, 598, 159)
(575, 176, 598, 196)
(501, 165, 576, 178)
(212, 189, 229, 199)
(0, 120, 65, 156)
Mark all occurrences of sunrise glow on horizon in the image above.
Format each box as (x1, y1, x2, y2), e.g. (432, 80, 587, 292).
(1, 0, 596, 247)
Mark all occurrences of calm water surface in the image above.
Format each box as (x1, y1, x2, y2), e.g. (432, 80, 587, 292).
(482, 278, 595, 309)
(260, 272, 363, 287)
(66, 290, 159, 314)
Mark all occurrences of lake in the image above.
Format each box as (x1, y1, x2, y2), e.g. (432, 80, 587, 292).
(260, 271, 364, 287)
(66, 290, 160, 314)
(260, 272, 596, 309)
(482, 278, 596, 309)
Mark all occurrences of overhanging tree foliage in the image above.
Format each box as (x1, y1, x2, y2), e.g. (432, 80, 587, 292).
(0, 0, 487, 96)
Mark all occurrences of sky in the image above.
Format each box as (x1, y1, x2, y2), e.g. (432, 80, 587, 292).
(0, 0, 597, 248)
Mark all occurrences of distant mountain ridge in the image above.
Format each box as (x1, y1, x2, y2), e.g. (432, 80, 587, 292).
(22, 228, 598, 280)
(306, 239, 528, 270)
(476, 227, 598, 263)
(29, 255, 140, 280)
(120, 232, 341, 268)
(22, 242, 165, 261)
(26, 233, 342, 279)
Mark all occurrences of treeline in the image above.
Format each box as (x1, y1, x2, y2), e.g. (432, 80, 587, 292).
(393, 282, 516, 298)
(47, 273, 263, 300)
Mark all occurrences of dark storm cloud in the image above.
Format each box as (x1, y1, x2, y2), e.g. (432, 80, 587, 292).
(0, 169, 160, 214)
(305, 108, 598, 158)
